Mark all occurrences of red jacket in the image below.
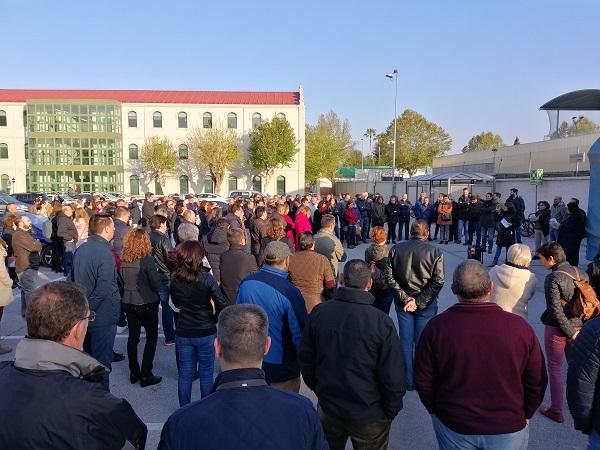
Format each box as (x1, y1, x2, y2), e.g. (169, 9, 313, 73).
(343, 207, 359, 226)
(415, 302, 547, 435)
(294, 213, 313, 251)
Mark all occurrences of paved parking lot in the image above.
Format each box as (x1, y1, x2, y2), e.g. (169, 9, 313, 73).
(0, 235, 590, 449)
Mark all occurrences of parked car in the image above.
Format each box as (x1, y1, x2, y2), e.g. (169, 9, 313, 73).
(0, 193, 31, 215)
(11, 192, 50, 204)
(14, 211, 53, 267)
(197, 193, 229, 203)
(228, 190, 265, 199)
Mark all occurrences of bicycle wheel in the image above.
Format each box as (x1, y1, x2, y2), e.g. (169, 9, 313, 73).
(520, 219, 534, 237)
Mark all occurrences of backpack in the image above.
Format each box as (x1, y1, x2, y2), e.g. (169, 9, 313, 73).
(557, 267, 600, 321)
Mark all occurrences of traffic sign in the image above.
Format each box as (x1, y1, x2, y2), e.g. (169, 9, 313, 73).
(529, 169, 543, 186)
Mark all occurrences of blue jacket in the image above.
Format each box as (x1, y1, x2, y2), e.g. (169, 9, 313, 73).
(158, 368, 328, 450)
(72, 235, 121, 328)
(356, 198, 372, 218)
(237, 266, 307, 382)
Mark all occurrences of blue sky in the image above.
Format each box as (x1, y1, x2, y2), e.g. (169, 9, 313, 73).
(1, 0, 599, 153)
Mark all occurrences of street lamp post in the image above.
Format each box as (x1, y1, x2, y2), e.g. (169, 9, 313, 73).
(386, 69, 398, 195)
(361, 138, 364, 170)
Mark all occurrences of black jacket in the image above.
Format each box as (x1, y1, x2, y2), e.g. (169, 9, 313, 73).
(150, 229, 173, 275)
(587, 258, 600, 297)
(466, 201, 483, 221)
(371, 202, 386, 225)
(397, 200, 412, 219)
(120, 255, 166, 305)
(202, 227, 230, 283)
(0, 338, 146, 450)
(250, 217, 268, 257)
(495, 211, 520, 248)
(142, 200, 155, 223)
(129, 202, 142, 226)
(541, 262, 586, 338)
(170, 272, 228, 338)
(56, 212, 78, 242)
(479, 200, 497, 228)
(567, 317, 600, 435)
(385, 202, 400, 223)
(383, 236, 445, 309)
(299, 287, 405, 424)
(219, 244, 259, 305)
(112, 218, 130, 258)
(455, 195, 470, 220)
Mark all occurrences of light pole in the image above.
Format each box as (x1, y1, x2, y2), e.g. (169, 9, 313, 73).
(386, 69, 398, 195)
(361, 138, 364, 170)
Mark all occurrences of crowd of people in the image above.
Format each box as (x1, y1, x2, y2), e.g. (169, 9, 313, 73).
(0, 187, 597, 449)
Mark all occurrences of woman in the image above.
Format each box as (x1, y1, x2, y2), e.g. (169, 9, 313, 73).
(294, 206, 312, 251)
(365, 226, 394, 314)
(313, 200, 328, 234)
(275, 203, 295, 242)
(0, 238, 14, 355)
(538, 241, 588, 423)
(421, 197, 436, 240)
(533, 200, 551, 253)
(258, 217, 294, 266)
(120, 229, 165, 387)
(343, 200, 359, 249)
(489, 201, 520, 267)
(557, 202, 587, 266)
(436, 194, 452, 244)
(173, 202, 187, 244)
(371, 196, 386, 228)
(50, 203, 64, 273)
(170, 240, 228, 406)
(73, 207, 89, 249)
(328, 197, 340, 238)
(385, 195, 400, 243)
(489, 243, 536, 319)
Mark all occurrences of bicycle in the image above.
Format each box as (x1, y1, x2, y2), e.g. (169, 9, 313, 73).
(519, 213, 536, 238)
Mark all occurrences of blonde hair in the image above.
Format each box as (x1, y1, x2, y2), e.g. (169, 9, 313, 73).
(507, 244, 532, 268)
(74, 207, 89, 225)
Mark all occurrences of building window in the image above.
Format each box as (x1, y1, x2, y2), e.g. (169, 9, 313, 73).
(227, 113, 237, 129)
(130, 175, 140, 195)
(276, 175, 286, 195)
(153, 111, 162, 128)
(154, 179, 164, 196)
(23, 110, 27, 128)
(179, 175, 189, 195)
(178, 144, 188, 160)
(128, 111, 137, 128)
(228, 175, 238, 193)
(203, 112, 212, 129)
(0, 144, 7, 159)
(276, 113, 286, 121)
(252, 175, 262, 192)
(178, 112, 188, 129)
(0, 111, 6, 127)
(252, 113, 262, 129)
(129, 144, 139, 160)
(24, 143, 28, 160)
(0, 175, 8, 193)
(203, 176, 214, 193)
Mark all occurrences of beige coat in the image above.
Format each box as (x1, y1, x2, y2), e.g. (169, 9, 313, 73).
(0, 246, 14, 307)
(490, 263, 536, 320)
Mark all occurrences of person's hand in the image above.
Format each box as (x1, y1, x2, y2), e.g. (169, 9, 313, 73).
(404, 298, 417, 312)
(572, 331, 580, 340)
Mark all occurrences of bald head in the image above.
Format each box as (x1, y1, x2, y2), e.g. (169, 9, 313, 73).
(451, 260, 492, 302)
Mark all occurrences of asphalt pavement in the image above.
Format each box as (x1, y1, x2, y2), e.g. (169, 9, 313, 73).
(0, 235, 590, 450)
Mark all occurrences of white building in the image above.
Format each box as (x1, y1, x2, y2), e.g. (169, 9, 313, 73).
(0, 88, 306, 196)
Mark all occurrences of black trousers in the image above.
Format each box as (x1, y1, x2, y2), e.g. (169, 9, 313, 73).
(123, 302, 159, 377)
(319, 408, 392, 450)
(398, 218, 410, 240)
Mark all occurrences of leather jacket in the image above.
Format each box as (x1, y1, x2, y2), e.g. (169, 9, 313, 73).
(149, 229, 173, 275)
(383, 236, 445, 309)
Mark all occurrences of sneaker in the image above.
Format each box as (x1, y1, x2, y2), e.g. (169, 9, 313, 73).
(140, 374, 162, 388)
(164, 340, 176, 346)
(0, 343, 12, 355)
(112, 351, 125, 362)
(539, 405, 564, 423)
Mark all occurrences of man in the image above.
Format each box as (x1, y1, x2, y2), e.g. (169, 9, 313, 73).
(383, 219, 444, 390)
(509, 188, 525, 243)
(219, 228, 258, 305)
(141, 191, 155, 225)
(237, 241, 307, 392)
(159, 304, 328, 450)
(0, 281, 147, 449)
(249, 205, 268, 261)
(300, 259, 405, 450)
(4, 203, 18, 217)
(57, 204, 78, 277)
(465, 195, 482, 246)
(356, 192, 372, 243)
(397, 193, 412, 241)
(415, 260, 547, 449)
(567, 317, 600, 449)
(479, 192, 497, 254)
(112, 206, 131, 258)
(203, 218, 230, 283)
(314, 214, 346, 278)
(12, 215, 42, 317)
(549, 196, 566, 241)
(225, 203, 246, 232)
(128, 197, 142, 226)
(288, 231, 336, 313)
(72, 213, 121, 390)
(149, 214, 175, 345)
(454, 187, 470, 244)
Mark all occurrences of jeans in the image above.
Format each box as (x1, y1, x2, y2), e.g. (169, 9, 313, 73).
(395, 299, 438, 387)
(123, 302, 159, 378)
(544, 325, 569, 413)
(62, 241, 75, 278)
(433, 223, 440, 239)
(360, 216, 371, 242)
(493, 245, 509, 263)
(387, 222, 397, 242)
(159, 281, 176, 343)
(17, 269, 37, 317)
(84, 324, 117, 391)
(176, 334, 216, 406)
(550, 228, 559, 242)
(346, 225, 356, 247)
(481, 225, 495, 250)
(439, 224, 450, 242)
(398, 218, 410, 240)
(319, 408, 392, 450)
(535, 229, 549, 251)
(467, 220, 481, 246)
(432, 415, 528, 450)
(588, 430, 600, 450)
(457, 219, 467, 242)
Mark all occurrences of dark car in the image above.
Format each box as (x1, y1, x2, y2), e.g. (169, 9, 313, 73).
(14, 211, 53, 267)
(11, 192, 49, 204)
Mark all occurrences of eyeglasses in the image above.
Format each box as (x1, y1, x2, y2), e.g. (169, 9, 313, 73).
(81, 311, 96, 322)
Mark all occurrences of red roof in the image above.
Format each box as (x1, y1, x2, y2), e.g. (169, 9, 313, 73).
(0, 89, 300, 105)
